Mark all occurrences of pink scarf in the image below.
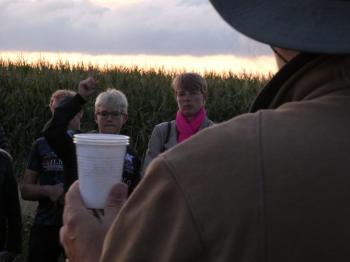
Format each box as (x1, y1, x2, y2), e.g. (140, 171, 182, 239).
(176, 107, 206, 143)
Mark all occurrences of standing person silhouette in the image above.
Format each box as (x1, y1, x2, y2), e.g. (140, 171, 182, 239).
(0, 148, 22, 262)
(61, 1, 350, 261)
(21, 90, 82, 262)
(142, 72, 214, 174)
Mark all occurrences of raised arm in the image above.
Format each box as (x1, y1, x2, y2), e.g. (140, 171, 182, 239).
(43, 77, 98, 191)
(43, 77, 98, 162)
(42, 94, 86, 162)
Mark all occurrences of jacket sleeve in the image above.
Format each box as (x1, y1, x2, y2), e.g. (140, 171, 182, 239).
(141, 125, 165, 175)
(100, 157, 206, 262)
(0, 125, 10, 152)
(42, 94, 86, 192)
(42, 93, 85, 159)
(3, 156, 22, 254)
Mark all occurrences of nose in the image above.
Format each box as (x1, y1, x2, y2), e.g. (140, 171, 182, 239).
(183, 92, 192, 100)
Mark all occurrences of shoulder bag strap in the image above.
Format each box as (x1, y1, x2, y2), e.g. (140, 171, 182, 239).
(161, 121, 172, 153)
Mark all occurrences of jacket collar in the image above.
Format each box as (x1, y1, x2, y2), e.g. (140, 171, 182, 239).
(250, 54, 350, 113)
(250, 53, 319, 112)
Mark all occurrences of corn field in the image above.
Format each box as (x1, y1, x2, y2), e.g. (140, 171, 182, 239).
(0, 58, 269, 178)
(1, 58, 269, 259)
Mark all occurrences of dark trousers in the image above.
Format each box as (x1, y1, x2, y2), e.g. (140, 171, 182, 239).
(27, 224, 63, 262)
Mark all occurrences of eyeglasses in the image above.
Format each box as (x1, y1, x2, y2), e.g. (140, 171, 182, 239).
(96, 111, 125, 118)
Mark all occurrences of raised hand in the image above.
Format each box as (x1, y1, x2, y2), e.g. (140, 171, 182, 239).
(78, 77, 98, 100)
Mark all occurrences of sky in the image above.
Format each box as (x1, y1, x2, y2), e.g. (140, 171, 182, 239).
(0, 0, 277, 74)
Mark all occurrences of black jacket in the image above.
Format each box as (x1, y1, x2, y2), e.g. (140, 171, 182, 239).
(0, 149, 22, 254)
(0, 126, 9, 152)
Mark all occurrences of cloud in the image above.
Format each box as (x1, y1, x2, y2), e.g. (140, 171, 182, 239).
(0, 0, 271, 57)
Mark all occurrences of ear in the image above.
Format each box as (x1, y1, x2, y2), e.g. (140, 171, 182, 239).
(94, 112, 98, 124)
(122, 114, 128, 125)
(201, 94, 207, 106)
(78, 110, 84, 119)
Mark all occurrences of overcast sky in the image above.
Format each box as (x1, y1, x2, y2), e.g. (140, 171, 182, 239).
(0, 0, 271, 57)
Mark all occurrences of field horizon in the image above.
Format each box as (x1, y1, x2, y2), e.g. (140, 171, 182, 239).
(0, 51, 278, 77)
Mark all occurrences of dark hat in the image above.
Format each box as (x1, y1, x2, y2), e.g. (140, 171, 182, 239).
(209, 0, 350, 54)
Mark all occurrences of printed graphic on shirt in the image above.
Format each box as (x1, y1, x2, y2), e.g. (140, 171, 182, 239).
(27, 137, 64, 226)
(42, 152, 64, 172)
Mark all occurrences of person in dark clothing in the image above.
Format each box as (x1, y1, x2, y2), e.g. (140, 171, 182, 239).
(21, 90, 82, 262)
(0, 125, 9, 152)
(0, 149, 22, 261)
(43, 77, 140, 195)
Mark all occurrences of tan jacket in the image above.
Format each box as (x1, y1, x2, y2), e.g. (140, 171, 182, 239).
(101, 55, 350, 262)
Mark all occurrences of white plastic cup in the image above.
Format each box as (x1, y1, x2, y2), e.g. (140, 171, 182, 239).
(73, 133, 129, 209)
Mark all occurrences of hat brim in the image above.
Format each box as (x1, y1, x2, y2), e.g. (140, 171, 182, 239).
(210, 0, 350, 54)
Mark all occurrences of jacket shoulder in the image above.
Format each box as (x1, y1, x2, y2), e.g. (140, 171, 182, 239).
(154, 120, 175, 131)
(0, 148, 13, 163)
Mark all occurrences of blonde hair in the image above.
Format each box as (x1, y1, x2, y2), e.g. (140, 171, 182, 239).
(50, 89, 76, 108)
(172, 73, 208, 99)
(95, 89, 128, 114)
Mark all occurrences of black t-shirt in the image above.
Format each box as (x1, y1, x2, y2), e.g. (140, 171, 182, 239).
(27, 137, 64, 226)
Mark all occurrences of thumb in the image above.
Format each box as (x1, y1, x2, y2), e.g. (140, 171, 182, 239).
(104, 183, 128, 226)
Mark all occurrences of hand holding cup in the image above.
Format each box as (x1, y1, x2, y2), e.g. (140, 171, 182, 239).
(60, 181, 128, 262)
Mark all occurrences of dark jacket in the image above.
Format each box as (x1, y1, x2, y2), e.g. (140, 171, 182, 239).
(0, 149, 22, 254)
(0, 126, 9, 152)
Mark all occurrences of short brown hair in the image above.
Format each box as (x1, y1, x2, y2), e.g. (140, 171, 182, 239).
(50, 89, 76, 108)
(172, 73, 208, 99)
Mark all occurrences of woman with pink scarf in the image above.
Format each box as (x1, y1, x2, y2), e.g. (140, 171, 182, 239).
(142, 73, 214, 175)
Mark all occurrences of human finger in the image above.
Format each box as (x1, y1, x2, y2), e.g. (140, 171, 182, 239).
(64, 181, 84, 207)
(104, 183, 128, 226)
(63, 181, 87, 224)
(60, 225, 76, 261)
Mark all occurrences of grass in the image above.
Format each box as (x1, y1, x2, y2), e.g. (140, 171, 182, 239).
(1, 58, 268, 177)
